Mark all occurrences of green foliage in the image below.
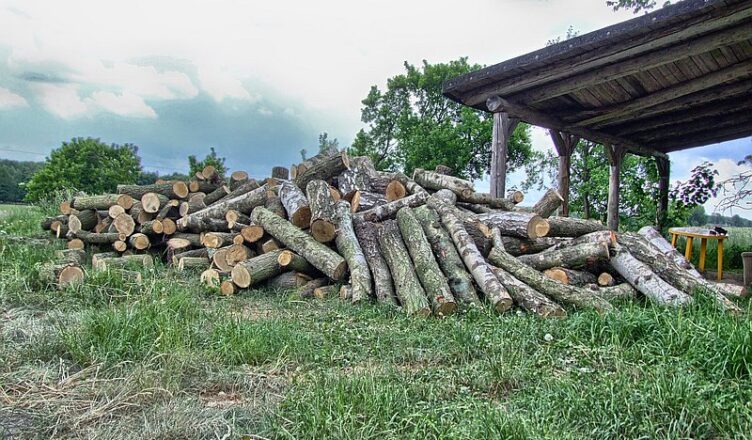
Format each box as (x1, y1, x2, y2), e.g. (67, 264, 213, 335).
(349, 59, 535, 180)
(137, 170, 190, 185)
(188, 147, 227, 179)
(0, 159, 43, 202)
(317, 132, 339, 156)
(24, 138, 142, 202)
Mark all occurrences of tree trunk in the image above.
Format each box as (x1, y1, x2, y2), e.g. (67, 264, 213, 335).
(203, 185, 231, 206)
(179, 184, 267, 231)
(117, 182, 189, 200)
(412, 168, 474, 194)
(70, 230, 126, 244)
(68, 210, 98, 233)
(517, 241, 611, 271)
(251, 206, 346, 280)
(279, 181, 311, 228)
(334, 201, 373, 303)
(72, 194, 134, 210)
(230, 249, 285, 288)
(306, 179, 337, 243)
(271, 166, 289, 180)
(396, 207, 457, 315)
(497, 236, 569, 256)
(294, 151, 350, 191)
(458, 190, 516, 210)
(376, 220, 431, 316)
(353, 220, 397, 305)
(531, 188, 565, 218)
(264, 271, 312, 290)
(412, 206, 481, 308)
(353, 191, 428, 223)
(38, 262, 84, 287)
(506, 190, 524, 204)
(489, 266, 566, 317)
(277, 250, 321, 277)
(543, 267, 598, 286)
(351, 191, 386, 212)
(609, 244, 692, 307)
(427, 197, 513, 312)
(475, 211, 550, 239)
(546, 216, 607, 237)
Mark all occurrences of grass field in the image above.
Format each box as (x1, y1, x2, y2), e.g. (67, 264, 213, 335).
(1, 204, 751, 439)
(672, 226, 752, 274)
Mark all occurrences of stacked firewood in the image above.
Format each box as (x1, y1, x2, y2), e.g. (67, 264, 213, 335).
(39, 151, 746, 316)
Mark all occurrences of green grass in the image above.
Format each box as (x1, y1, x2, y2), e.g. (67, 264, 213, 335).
(1, 205, 751, 439)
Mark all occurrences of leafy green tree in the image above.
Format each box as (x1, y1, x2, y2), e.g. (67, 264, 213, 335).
(188, 147, 227, 179)
(25, 137, 142, 202)
(0, 159, 43, 202)
(687, 205, 708, 226)
(349, 59, 535, 180)
(318, 133, 340, 155)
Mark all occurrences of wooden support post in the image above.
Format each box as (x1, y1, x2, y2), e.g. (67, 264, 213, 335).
(490, 112, 519, 198)
(656, 156, 670, 231)
(717, 238, 724, 281)
(549, 130, 580, 217)
(605, 144, 625, 231)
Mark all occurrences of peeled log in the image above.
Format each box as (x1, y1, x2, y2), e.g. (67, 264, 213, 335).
(531, 188, 564, 218)
(251, 207, 346, 280)
(547, 217, 607, 237)
(294, 151, 350, 191)
(353, 192, 428, 223)
(179, 185, 267, 231)
(279, 181, 311, 228)
(518, 241, 611, 271)
(230, 249, 285, 288)
(543, 267, 598, 286)
(476, 211, 549, 239)
(353, 221, 397, 305)
(334, 201, 373, 303)
(307, 180, 337, 243)
(396, 207, 457, 315)
(413, 168, 473, 194)
(609, 244, 692, 307)
(376, 220, 431, 316)
(413, 206, 481, 307)
(489, 266, 566, 317)
(489, 228, 612, 313)
(427, 197, 513, 312)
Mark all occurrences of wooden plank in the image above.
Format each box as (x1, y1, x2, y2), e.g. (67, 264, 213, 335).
(652, 124, 752, 152)
(633, 109, 752, 142)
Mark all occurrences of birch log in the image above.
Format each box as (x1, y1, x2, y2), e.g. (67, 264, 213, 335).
(307, 179, 337, 243)
(278, 181, 311, 228)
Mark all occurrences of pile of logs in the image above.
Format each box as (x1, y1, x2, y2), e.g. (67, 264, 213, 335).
(39, 151, 747, 316)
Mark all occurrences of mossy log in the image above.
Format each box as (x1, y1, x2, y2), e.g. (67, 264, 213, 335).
(353, 220, 397, 305)
(333, 201, 373, 303)
(517, 241, 611, 271)
(489, 265, 566, 317)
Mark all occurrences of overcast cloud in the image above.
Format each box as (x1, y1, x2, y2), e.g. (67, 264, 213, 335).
(0, 0, 749, 217)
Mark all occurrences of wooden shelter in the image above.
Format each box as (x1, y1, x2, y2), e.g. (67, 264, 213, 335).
(443, 0, 752, 230)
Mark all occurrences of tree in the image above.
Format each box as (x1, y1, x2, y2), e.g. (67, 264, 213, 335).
(687, 205, 707, 226)
(188, 147, 227, 179)
(0, 159, 43, 202)
(716, 154, 752, 212)
(318, 132, 340, 155)
(25, 137, 142, 202)
(349, 59, 536, 180)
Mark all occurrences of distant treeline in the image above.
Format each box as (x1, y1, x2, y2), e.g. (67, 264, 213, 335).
(0, 159, 43, 202)
(686, 205, 752, 227)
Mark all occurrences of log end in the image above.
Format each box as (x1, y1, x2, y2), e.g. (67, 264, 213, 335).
(141, 193, 161, 213)
(173, 181, 189, 199)
(112, 240, 127, 252)
(220, 280, 237, 295)
(241, 225, 264, 243)
(493, 297, 514, 313)
(291, 207, 312, 229)
(117, 194, 134, 210)
(200, 268, 221, 288)
(162, 218, 177, 235)
(231, 265, 252, 288)
(58, 266, 84, 287)
(543, 268, 569, 284)
(385, 181, 406, 202)
(67, 239, 85, 250)
(435, 300, 458, 317)
(311, 219, 336, 243)
(528, 216, 550, 239)
(597, 272, 615, 287)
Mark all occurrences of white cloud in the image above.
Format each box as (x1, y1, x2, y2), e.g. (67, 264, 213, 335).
(197, 66, 256, 102)
(0, 87, 28, 109)
(257, 107, 273, 116)
(86, 91, 157, 118)
(32, 83, 88, 119)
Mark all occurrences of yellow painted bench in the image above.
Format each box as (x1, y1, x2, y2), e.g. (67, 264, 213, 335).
(669, 227, 726, 281)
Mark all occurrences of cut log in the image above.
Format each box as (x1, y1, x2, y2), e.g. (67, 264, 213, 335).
(95, 254, 153, 271)
(531, 188, 565, 218)
(306, 179, 337, 243)
(591, 283, 638, 301)
(544, 230, 616, 253)
(68, 210, 98, 233)
(178, 256, 210, 270)
(221, 179, 261, 200)
(55, 249, 87, 266)
(279, 181, 311, 228)
(108, 205, 125, 219)
(313, 285, 338, 299)
(271, 166, 289, 180)
(427, 197, 513, 312)
(337, 158, 372, 199)
(67, 239, 84, 250)
(141, 193, 169, 214)
(113, 213, 136, 236)
(351, 191, 386, 213)
(172, 248, 209, 265)
(543, 267, 598, 286)
(225, 210, 251, 228)
(200, 268, 221, 288)
(456, 202, 493, 214)
(128, 233, 150, 250)
(251, 207, 346, 280)
(209, 247, 232, 273)
(140, 220, 163, 235)
(72, 194, 134, 210)
(277, 250, 320, 277)
(458, 190, 516, 210)
(353, 220, 397, 305)
(203, 185, 230, 206)
(476, 211, 549, 239)
(489, 266, 566, 317)
(609, 244, 692, 307)
(434, 164, 453, 175)
(598, 272, 615, 287)
(179, 200, 206, 217)
(412, 206, 481, 307)
(220, 280, 237, 295)
(223, 244, 253, 266)
(298, 278, 329, 299)
(41, 215, 67, 231)
(497, 236, 569, 256)
(188, 193, 206, 203)
(202, 232, 240, 249)
(507, 190, 524, 204)
(334, 201, 373, 303)
(59, 201, 73, 215)
(170, 233, 202, 247)
(178, 184, 267, 231)
(162, 218, 177, 235)
(618, 233, 741, 314)
(294, 151, 350, 191)
(265, 271, 312, 290)
(396, 207, 457, 315)
(354, 192, 428, 223)
(376, 220, 431, 316)
(263, 188, 287, 218)
(259, 237, 281, 254)
(385, 180, 407, 202)
(156, 200, 179, 220)
(38, 262, 84, 287)
(117, 182, 188, 200)
(230, 170, 249, 190)
(230, 249, 285, 288)
(70, 230, 126, 245)
(546, 217, 607, 237)
(518, 241, 611, 271)
(240, 224, 265, 243)
(112, 241, 127, 252)
(413, 168, 473, 194)
(91, 252, 119, 268)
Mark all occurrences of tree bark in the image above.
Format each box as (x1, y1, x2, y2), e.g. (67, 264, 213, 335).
(543, 267, 598, 286)
(279, 181, 311, 228)
(353, 220, 397, 305)
(427, 197, 513, 312)
(117, 182, 189, 200)
(230, 249, 285, 288)
(475, 211, 550, 239)
(179, 184, 267, 231)
(294, 151, 350, 191)
(351, 191, 387, 212)
(396, 207, 457, 315)
(271, 166, 289, 180)
(489, 265, 566, 317)
(518, 241, 611, 271)
(546, 216, 607, 237)
(332, 201, 372, 303)
(376, 220, 431, 316)
(251, 206, 346, 280)
(413, 168, 474, 194)
(72, 194, 134, 210)
(531, 188, 565, 218)
(306, 179, 337, 243)
(609, 244, 692, 307)
(353, 191, 428, 223)
(458, 190, 516, 210)
(203, 185, 231, 206)
(497, 236, 569, 256)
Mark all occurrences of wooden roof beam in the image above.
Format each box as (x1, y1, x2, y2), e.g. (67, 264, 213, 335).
(486, 96, 667, 159)
(650, 124, 752, 152)
(633, 110, 752, 143)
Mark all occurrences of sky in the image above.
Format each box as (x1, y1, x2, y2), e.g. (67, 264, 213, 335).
(0, 0, 749, 217)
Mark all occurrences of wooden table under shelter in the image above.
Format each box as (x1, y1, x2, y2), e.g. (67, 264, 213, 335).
(669, 227, 726, 281)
